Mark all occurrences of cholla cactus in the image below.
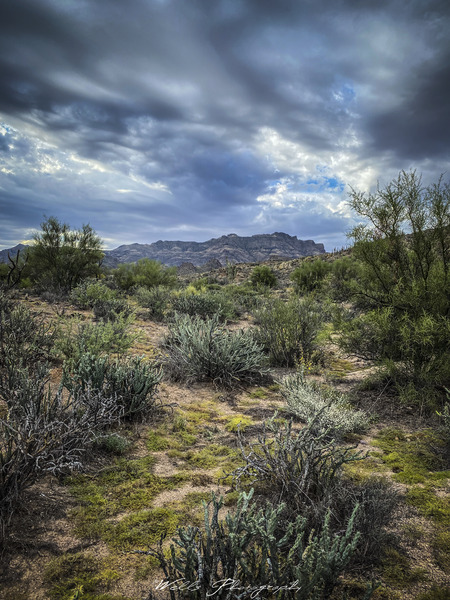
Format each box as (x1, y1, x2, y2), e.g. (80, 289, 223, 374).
(231, 418, 364, 522)
(146, 488, 363, 600)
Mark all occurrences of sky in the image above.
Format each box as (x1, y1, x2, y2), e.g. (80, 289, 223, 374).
(1, 0, 449, 252)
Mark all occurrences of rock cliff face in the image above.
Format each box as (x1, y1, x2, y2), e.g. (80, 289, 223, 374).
(103, 233, 325, 267)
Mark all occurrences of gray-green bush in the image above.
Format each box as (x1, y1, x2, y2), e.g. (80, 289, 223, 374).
(0, 292, 55, 394)
(232, 419, 363, 520)
(280, 372, 369, 438)
(171, 290, 237, 322)
(62, 352, 162, 419)
(162, 313, 268, 388)
(231, 418, 396, 567)
(0, 371, 120, 543)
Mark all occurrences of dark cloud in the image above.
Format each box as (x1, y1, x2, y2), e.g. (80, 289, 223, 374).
(1, 0, 449, 250)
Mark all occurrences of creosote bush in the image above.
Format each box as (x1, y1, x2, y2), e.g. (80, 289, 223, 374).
(162, 313, 268, 388)
(171, 289, 237, 322)
(92, 297, 134, 322)
(291, 258, 333, 293)
(146, 488, 363, 600)
(113, 258, 177, 291)
(56, 313, 136, 361)
(250, 264, 277, 288)
(70, 280, 116, 310)
(254, 296, 324, 367)
(135, 285, 172, 321)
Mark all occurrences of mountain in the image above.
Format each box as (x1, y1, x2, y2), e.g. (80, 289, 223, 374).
(0, 234, 325, 268)
(0, 244, 28, 264)
(103, 233, 325, 267)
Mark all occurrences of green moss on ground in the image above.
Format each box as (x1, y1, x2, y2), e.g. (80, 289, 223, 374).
(371, 426, 450, 583)
(371, 428, 450, 485)
(248, 387, 268, 399)
(224, 414, 253, 432)
(43, 553, 129, 600)
(106, 507, 180, 550)
(68, 456, 187, 539)
(380, 547, 428, 587)
(170, 444, 240, 471)
(406, 486, 450, 570)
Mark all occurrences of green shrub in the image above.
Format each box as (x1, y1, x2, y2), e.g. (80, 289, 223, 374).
(291, 258, 332, 293)
(162, 313, 268, 388)
(341, 170, 450, 396)
(337, 307, 450, 394)
(280, 371, 369, 438)
(56, 314, 136, 361)
(148, 489, 362, 600)
(222, 283, 261, 312)
(70, 280, 116, 310)
(113, 258, 177, 291)
(172, 290, 236, 322)
(93, 433, 131, 455)
(62, 353, 162, 419)
(135, 285, 172, 321)
(329, 256, 362, 301)
(28, 216, 103, 292)
(254, 296, 324, 367)
(92, 297, 134, 322)
(250, 264, 277, 288)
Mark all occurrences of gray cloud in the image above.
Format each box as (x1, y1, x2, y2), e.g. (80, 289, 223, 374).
(1, 0, 449, 250)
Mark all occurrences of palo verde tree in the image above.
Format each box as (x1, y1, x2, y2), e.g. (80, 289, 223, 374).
(340, 170, 450, 396)
(28, 216, 104, 292)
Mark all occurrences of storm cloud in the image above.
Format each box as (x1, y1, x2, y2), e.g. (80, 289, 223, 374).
(1, 0, 449, 250)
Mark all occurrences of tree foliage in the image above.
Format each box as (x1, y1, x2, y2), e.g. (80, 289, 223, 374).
(340, 171, 450, 392)
(113, 258, 177, 291)
(250, 265, 277, 288)
(29, 216, 104, 292)
(291, 258, 333, 293)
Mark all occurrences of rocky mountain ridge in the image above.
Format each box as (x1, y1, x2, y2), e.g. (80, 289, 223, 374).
(103, 232, 325, 267)
(0, 233, 325, 268)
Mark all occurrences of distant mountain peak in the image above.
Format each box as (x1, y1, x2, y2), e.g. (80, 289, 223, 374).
(1, 233, 325, 269)
(103, 232, 325, 267)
